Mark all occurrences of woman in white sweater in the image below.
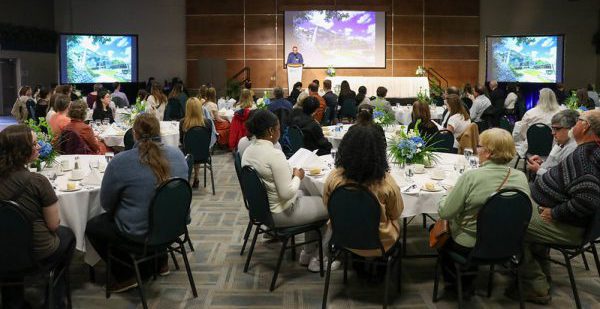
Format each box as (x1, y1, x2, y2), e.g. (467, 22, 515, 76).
(145, 82, 167, 121)
(241, 109, 331, 272)
(513, 88, 561, 156)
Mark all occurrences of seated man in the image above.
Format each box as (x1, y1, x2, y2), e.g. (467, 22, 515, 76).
(308, 82, 327, 123)
(527, 109, 578, 176)
(363, 86, 393, 113)
(469, 85, 491, 122)
(267, 86, 292, 112)
(512, 110, 600, 304)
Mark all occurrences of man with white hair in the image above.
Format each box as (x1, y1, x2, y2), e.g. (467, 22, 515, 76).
(509, 110, 600, 304)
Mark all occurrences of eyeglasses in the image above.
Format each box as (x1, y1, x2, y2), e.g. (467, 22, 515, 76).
(578, 117, 589, 124)
(551, 126, 564, 132)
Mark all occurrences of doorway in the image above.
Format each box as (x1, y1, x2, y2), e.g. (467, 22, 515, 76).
(0, 58, 18, 116)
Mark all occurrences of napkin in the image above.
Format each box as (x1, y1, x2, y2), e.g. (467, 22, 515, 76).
(82, 169, 102, 186)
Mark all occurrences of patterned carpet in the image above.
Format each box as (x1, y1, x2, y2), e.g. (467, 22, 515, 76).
(21, 151, 600, 308)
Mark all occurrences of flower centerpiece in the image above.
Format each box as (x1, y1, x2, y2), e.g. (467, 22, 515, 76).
(121, 99, 146, 125)
(373, 106, 396, 127)
(416, 88, 432, 104)
(388, 120, 439, 166)
(415, 65, 426, 77)
(565, 91, 588, 111)
(326, 65, 336, 77)
(26, 118, 59, 170)
(256, 90, 270, 110)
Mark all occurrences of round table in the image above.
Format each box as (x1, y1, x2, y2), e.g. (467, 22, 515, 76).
(98, 121, 180, 148)
(392, 105, 445, 125)
(323, 124, 406, 149)
(45, 155, 107, 265)
(300, 152, 466, 218)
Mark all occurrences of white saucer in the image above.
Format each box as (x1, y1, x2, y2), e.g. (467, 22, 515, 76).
(421, 185, 444, 192)
(58, 186, 82, 192)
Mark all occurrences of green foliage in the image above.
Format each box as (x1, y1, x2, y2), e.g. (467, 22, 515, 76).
(372, 105, 395, 126)
(388, 119, 440, 165)
(25, 118, 59, 168)
(226, 80, 241, 99)
(416, 89, 431, 104)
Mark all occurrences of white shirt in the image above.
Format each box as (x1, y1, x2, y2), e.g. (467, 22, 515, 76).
(237, 136, 282, 157)
(469, 95, 491, 122)
(588, 91, 599, 107)
(241, 139, 300, 213)
(537, 138, 577, 176)
(445, 113, 471, 148)
(145, 95, 166, 121)
(513, 107, 560, 142)
(504, 92, 517, 109)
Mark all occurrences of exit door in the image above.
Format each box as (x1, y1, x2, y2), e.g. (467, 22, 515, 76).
(0, 58, 18, 116)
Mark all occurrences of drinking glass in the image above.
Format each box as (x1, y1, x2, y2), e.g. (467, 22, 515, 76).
(330, 149, 337, 161)
(102, 118, 110, 126)
(95, 119, 101, 126)
(454, 162, 466, 174)
(463, 148, 473, 160)
(469, 156, 479, 169)
(405, 165, 414, 183)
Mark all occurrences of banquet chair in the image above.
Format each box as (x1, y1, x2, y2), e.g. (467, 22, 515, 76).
(105, 178, 197, 309)
(241, 166, 327, 291)
(0, 200, 72, 309)
(542, 210, 600, 309)
(461, 97, 473, 110)
(287, 125, 304, 156)
(428, 130, 456, 153)
(322, 184, 403, 309)
(432, 189, 531, 309)
(183, 154, 195, 252)
(233, 151, 252, 256)
(58, 130, 94, 155)
(513, 123, 553, 170)
(183, 125, 215, 195)
(123, 128, 134, 151)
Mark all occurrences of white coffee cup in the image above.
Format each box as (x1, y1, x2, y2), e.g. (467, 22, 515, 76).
(413, 164, 425, 173)
(61, 159, 71, 171)
(70, 169, 84, 180)
(432, 169, 446, 179)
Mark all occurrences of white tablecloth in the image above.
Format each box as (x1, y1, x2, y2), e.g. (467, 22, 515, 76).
(392, 105, 445, 125)
(323, 124, 406, 149)
(49, 155, 107, 265)
(219, 109, 235, 122)
(329, 76, 430, 98)
(300, 152, 465, 218)
(99, 121, 180, 148)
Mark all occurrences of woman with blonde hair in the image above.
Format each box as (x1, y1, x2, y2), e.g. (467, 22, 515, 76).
(180, 97, 213, 187)
(236, 88, 255, 109)
(437, 128, 530, 296)
(203, 87, 230, 146)
(513, 88, 561, 156)
(442, 94, 471, 148)
(145, 82, 167, 121)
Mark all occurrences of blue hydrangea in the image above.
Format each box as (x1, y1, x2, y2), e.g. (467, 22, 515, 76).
(579, 106, 588, 111)
(38, 140, 53, 159)
(373, 110, 385, 118)
(409, 136, 425, 146)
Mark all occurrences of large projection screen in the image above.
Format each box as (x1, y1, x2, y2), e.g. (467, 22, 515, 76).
(59, 34, 138, 84)
(486, 35, 564, 83)
(284, 11, 386, 68)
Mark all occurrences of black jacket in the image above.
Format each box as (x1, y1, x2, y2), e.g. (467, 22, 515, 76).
(290, 112, 332, 155)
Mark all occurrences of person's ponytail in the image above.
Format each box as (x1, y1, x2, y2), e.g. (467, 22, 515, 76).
(133, 114, 170, 183)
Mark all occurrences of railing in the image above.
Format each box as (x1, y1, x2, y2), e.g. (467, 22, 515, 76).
(228, 67, 251, 85)
(226, 67, 251, 98)
(425, 67, 448, 89)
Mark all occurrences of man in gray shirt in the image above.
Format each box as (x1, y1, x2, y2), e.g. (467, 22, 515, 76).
(527, 109, 579, 176)
(587, 84, 599, 107)
(469, 85, 491, 122)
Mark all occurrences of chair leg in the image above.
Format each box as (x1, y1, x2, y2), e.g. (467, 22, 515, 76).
(270, 237, 289, 291)
(169, 248, 180, 270)
(343, 251, 349, 284)
(516, 265, 525, 309)
(455, 262, 464, 309)
(514, 156, 520, 169)
(487, 264, 495, 297)
(590, 243, 600, 278)
(132, 258, 148, 309)
(209, 162, 215, 195)
(290, 235, 296, 261)
(581, 252, 590, 270)
(203, 163, 207, 188)
(47, 270, 55, 309)
(432, 256, 441, 302)
(106, 248, 112, 299)
(240, 221, 253, 256)
(402, 218, 408, 257)
(562, 250, 582, 309)
(88, 265, 96, 283)
(244, 225, 261, 273)
(180, 242, 198, 297)
(422, 214, 427, 229)
(317, 230, 324, 277)
(383, 257, 393, 309)
(322, 248, 333, 309)
(185, 228, 195, 252)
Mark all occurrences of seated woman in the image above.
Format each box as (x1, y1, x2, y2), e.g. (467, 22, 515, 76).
(62, 100, 107, 154)
(290, 96, 332, 155)
(145, 82, 167, 121)
(441, 94, 471, 149)
(86, 113, 188, 292)
(513, 88, 560, 157)
(241, 109, 331, 272)
(437, 128, 530, 294)
(228, 89, 254, 150)
(92, 89, 115, 124)
(203, 87, 230, 146)
(408, 101, 440, 138)
(48, 94, 71, 138)
(0, 125, 76, 309)
(323, 124, 403, 257)
(179, 97, 213, 188)
(352, 104, 385, 141)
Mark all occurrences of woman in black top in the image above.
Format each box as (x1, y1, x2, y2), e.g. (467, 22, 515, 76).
(92, 89, 115, 123)
(35, 88, 50, 120)
(408, 101, 439, 138)
(288, 81, 303, 105)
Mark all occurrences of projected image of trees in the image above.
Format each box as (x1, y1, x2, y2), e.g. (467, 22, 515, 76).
(490, 36, 558, 83)
(65, 35, 133, 83)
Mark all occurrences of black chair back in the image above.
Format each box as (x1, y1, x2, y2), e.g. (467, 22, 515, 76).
(184, 124, 212, 163)
(147, 178, 192, 247)
(461, 97, 473, 110)
(526, 123, 553, 157)
(475, 120, 489, 133)
(0, 201, 36, 275)
(185, 154, 194, 181)
(470, 188, 532, 262)
(112, 96, 127, 108)
(339, 98, 357, 119)
(124, 128, 135, 151)
(287, 125, 304, 155)
(327, 184, 385, 255)
(233, 151, 249, 210)
(240, 166, 274, 227)
(428, 129, 455, 153)
(164, 98, 184, 121)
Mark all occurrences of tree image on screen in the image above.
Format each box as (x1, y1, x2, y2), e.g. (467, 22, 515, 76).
(289, 11, 379, 67)
(65, 35, 133, 83)
(489, 36, 559, 83)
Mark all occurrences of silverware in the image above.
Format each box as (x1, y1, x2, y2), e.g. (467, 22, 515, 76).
(403, 184, 416, 193)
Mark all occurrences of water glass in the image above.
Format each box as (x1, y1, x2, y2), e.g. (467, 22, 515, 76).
(330, 149, 337, 161)
(95, 119, 101, 126)
(469, 156, 479, 169)
(463, 148, 473, 160)
(102, 118, 110, 126)
(405, 165, 414, 182)
(454, 162, 466, 174)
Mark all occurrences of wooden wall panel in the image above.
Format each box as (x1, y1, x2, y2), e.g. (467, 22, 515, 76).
(186, 0, 481, 93)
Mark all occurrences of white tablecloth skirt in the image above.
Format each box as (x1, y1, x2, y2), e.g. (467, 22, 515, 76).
(329, 76, 430, 98)
(393, 106, 445, 125)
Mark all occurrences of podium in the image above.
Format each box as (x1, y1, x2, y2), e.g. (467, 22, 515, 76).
(287, 64, 303, 95)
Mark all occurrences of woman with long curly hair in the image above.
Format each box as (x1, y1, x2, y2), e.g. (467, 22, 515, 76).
(323, 124, 403, 257)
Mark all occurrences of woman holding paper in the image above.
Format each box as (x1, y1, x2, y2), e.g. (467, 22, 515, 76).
(241, 109, 334, 272)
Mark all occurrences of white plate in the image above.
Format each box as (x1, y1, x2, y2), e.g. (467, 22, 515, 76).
(308, 172, 324, 177)
(421, 185, 444, 192)
(58, 186, 82, 192)
(430, 175, 445, 180)
(68, 176, 85, 181)
(413, 170, 426, 174)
